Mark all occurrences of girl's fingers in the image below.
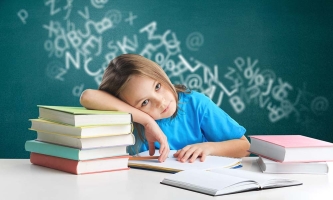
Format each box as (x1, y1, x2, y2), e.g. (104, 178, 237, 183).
(148, 141, 156, 156)
(179, 147, 196, 162)
(173, 150, 180, 157)
(175, 147, 188, 161)
(189, 150, 202, 163)
(200, 153, 207, 162)
(158, 144, 169, 162)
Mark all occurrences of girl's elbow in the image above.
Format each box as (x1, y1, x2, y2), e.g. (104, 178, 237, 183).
(242, 139, 251, 157)
(80, 89, 95, 108)
(243, 151, 251, 157)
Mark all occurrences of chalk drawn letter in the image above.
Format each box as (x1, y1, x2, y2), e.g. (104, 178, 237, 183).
(78, 6, 90, 20)
(95, 17, 113, 34)
(44, 0, 61, 16)
(140, 21, 160, 40)
(140, 44, 157, 59)
(229, 96, 245, 113)
(65, 51, 80, 70)
(272, 78, 293, 101)
(72, 84, 84, 97)
(17, 9, 28, 24)
(117, 35, 138, 54)
(234, 57, 245, 72)
(84, 57, 102, 76)
(67, 30, 82, 49)
(82, 35, 102, 56)
(78, 20, 95, 38)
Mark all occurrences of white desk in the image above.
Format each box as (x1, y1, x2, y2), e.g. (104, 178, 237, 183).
(1, 158, 332, 200)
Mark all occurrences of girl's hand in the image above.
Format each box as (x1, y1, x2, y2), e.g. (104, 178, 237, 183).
(173, 143, 213, 163)
(144, 121, 170, 162)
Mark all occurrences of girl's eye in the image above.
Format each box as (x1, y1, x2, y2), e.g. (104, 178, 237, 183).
(142, 99, 149, 106)
(155, 83, 161, 91)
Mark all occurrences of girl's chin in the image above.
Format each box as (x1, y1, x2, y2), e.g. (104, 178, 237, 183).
(165, 104, 177, 118)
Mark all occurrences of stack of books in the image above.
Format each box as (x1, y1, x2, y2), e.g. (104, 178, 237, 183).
(249, 135, 333, 174)
(25, 105, 135, 175)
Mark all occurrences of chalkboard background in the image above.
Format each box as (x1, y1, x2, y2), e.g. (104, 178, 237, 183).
(1, 0, 332, 158)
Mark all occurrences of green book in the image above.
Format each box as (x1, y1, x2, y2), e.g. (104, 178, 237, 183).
(25, 140, 128, 161)
(37, 105, 132, 127)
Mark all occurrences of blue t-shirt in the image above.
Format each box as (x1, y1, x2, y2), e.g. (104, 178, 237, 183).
(135, 90, 246, 152)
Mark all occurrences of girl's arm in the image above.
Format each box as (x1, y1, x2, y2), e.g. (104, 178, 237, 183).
(173, 136, 250, 163)
(80, 89, 169, 162)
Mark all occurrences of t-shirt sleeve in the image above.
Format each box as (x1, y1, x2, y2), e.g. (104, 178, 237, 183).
(199, 94, 246, 142)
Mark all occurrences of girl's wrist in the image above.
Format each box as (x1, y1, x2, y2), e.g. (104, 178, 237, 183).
(204, 142, 216, 155)
(142, 116, 156, 128)
(133, 111, 155, 126)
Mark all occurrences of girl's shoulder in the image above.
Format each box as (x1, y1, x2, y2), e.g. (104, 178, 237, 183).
(179, 90, 211, 101)
(178, 90, 212, 107)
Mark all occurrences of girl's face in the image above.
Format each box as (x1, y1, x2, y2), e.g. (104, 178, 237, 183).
(119, 75, 177, 120)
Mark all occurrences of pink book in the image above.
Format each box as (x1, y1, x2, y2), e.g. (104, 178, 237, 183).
(30, 152, 130, 175)
(249, 135, 333, 163)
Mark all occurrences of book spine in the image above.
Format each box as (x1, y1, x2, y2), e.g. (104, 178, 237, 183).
(30, 152, 79, 174)
(25, 140, 79, 160)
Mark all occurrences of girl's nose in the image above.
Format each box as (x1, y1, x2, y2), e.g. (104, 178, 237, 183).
(156, 95, 165, 108)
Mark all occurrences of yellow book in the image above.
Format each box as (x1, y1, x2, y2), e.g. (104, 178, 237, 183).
(30, 119, 133, 138)
(33, 130, 135, 150)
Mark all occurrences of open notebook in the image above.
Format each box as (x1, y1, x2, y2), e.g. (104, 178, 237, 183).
(161, 168, 302, 196)
(128, 150, 242, 173)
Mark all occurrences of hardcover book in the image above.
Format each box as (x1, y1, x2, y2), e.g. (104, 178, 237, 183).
(35, 131, 135, 149)
(25, 140, 128, 160)
(30, 119, 133, 138)
(257, 156, 331, 174)
(30, 152, 130, 175)
(38, 105, 132, 127)
(249, 135, 333, 162)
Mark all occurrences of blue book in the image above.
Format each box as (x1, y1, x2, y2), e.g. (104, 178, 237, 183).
(25, 140, 128, 160)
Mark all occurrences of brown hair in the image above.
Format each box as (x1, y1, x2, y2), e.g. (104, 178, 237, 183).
(99, 54, 187, 112)
(99, 54, 187, 154)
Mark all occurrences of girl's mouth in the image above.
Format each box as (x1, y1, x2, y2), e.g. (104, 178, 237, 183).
(161, 103, 170, 114)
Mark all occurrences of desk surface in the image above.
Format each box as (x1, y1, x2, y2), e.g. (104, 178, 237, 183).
(1, 158, 332, 200)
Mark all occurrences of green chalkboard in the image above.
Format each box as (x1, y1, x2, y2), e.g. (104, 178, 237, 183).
(1, 0, 333, 158)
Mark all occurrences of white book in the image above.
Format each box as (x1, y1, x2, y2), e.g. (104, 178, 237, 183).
(128, 150, 242, 173)
(30, 119, 133, 138)
(257, 156, 331, 174)
(161, 168, 302, 196)
(36, 131, 135, 149)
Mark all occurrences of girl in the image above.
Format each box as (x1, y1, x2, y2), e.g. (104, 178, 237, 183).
(80, 54, 250, 162)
